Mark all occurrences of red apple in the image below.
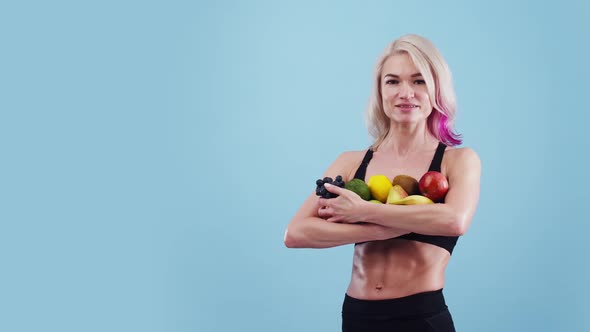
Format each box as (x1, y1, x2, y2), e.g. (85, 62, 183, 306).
(418, 171, 449, 202)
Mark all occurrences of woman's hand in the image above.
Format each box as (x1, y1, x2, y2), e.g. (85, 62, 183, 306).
(317, 183, 370, 223)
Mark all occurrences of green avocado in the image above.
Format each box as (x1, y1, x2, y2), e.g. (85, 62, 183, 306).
(344, 179, 372, 201)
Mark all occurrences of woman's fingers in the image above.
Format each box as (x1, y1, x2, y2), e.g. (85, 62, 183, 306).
(317, 206, 332, 218)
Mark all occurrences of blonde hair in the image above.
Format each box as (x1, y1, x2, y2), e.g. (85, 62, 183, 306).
(366, 34, 462, 148)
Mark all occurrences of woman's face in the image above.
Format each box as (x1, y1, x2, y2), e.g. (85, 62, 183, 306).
(380, 53, 433, 125)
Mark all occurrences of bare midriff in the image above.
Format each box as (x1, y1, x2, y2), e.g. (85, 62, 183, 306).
(346, 238, 450, 300)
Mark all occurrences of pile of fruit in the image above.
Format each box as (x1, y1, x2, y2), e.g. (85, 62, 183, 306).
(315, 171, 449, 205)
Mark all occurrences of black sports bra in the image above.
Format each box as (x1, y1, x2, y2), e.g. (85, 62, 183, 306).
(354, 142, 459, 254)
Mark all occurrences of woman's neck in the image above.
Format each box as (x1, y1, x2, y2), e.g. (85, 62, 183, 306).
(377, 122, 438, 156)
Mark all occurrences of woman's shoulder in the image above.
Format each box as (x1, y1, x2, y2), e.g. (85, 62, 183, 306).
(445, 146, 479, 159)
(330, 149, 371, 180)
(337, 149, 370, 161)
(331, 149, 369, 169)
(443, 146, 481, 173)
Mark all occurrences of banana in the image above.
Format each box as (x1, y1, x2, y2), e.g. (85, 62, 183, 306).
(391, 195, 434, 205)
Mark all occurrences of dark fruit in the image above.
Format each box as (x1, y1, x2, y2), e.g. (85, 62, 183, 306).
(315, 175, 345, 199)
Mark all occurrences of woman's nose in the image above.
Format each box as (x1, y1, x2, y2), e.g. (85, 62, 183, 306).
(399, 82, 415, 99)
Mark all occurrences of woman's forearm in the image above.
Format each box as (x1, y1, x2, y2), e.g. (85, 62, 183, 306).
(361, 203, 465, 236)
(284, 217, 407, 249)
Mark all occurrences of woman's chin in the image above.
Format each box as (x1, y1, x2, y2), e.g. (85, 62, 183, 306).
(390, 115, 423, 125)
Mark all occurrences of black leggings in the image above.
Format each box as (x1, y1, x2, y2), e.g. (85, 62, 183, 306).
(342, 289, 456, 332)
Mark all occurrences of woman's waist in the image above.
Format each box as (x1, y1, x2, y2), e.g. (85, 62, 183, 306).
(346, 270, 445, 300)
(348, 242, 448, 300)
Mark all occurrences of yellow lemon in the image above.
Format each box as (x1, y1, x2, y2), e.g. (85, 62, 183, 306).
(367, 175, 392, 203)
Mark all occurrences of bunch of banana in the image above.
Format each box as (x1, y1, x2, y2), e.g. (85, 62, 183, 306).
(386, 184, 434, 205)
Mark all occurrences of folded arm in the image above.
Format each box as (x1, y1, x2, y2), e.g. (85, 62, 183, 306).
(284, 152, 408, 249)
(319, 148, 481, 237)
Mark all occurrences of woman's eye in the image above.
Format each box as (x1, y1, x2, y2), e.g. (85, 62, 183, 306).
(414, 79, 426, 85)
(385, 79, 399, 85)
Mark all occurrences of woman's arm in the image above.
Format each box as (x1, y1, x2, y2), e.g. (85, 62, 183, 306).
(284, 193, 406, 248)
(284, 152, 409, 249)
(319, 148, 481, 236)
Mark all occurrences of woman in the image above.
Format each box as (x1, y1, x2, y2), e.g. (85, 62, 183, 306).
(284, 34, 481, 331)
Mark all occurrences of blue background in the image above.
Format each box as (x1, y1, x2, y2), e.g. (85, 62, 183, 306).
(1, 0, 589, 331)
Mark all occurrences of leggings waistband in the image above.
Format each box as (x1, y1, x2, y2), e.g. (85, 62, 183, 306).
(342, 289, 447, 318)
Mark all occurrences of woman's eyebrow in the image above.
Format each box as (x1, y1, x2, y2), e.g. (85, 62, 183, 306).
(383, 73, 423, 78)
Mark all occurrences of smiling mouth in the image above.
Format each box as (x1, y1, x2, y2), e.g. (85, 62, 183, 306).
(395, 104, 419, 110)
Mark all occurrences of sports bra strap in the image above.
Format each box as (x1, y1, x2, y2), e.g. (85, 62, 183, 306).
(353, 148, 374, 180)
(428, 142, 447, 172)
